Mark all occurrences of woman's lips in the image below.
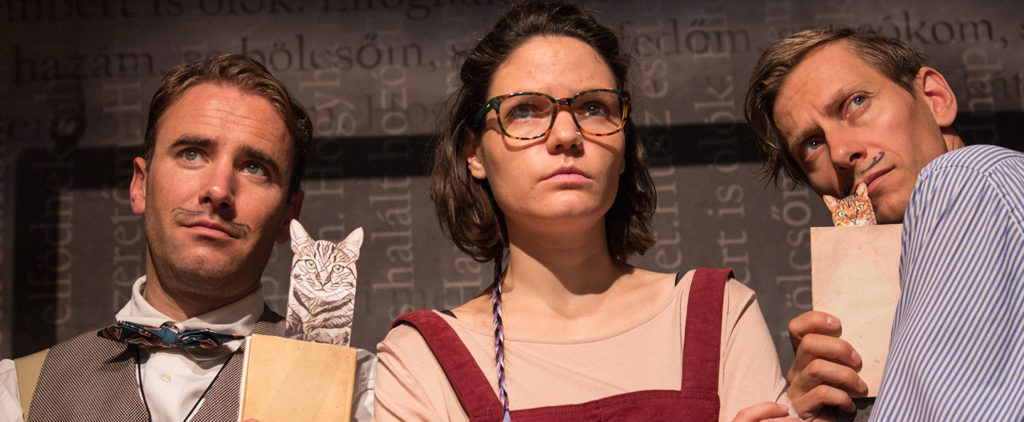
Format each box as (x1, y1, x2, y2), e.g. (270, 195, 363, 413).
(544, 167, 591, 183)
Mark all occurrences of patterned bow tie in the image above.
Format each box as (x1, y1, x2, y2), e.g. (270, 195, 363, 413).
(97, 321, 245, 349)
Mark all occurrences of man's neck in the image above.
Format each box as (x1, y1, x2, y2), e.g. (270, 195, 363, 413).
(142, 274, 257, 321)
(943, 130, 965, 152)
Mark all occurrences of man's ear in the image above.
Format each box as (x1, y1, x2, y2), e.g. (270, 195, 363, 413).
(276, 190, 305, 243)
(130, 157, 148, 215)
(466, 132, 487, 180)
(917, 67, 958, 128)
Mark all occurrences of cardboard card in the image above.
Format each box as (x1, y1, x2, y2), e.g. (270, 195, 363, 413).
(285, 220, 364, 347)
(811, 224, 902, 397)
(239, 334, 357, 422)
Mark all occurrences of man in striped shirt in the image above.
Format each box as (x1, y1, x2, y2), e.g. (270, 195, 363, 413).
(745, 27, 1024, 420)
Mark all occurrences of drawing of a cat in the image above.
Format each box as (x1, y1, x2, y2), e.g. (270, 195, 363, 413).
(823, 183, 877, 227)
(285, 219, 364, 346)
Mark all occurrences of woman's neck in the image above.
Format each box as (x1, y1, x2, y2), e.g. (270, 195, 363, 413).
(501, 219, 630, 319)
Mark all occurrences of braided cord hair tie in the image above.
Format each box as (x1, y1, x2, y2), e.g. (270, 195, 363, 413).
(491, 256, 511, 421)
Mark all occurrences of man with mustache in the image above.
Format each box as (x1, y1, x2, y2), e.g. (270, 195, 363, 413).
(745, 28, 1024, 420)
(5, 54, 309, 421)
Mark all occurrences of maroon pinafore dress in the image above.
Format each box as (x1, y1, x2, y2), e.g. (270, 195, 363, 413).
(392, 268, 731, 421)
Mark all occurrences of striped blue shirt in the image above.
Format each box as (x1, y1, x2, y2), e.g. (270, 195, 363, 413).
(871, 144, 1024, 420)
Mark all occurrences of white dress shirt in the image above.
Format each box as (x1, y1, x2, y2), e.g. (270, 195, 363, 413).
(119, 276, 264, 422)
(0, 359, 20, 422)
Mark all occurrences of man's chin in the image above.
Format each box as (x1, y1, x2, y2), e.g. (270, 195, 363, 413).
(876, 214, 904, 224)
(874, 202, 907, 224)
(171, 253, 243, 281)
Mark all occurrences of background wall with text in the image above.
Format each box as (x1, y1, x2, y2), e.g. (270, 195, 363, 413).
(2, 0, 1022, 370)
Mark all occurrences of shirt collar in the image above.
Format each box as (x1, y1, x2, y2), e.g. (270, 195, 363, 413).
(115, 275, 265, 352)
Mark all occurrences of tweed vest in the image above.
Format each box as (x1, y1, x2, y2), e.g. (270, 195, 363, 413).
(27, 306, 284, 422)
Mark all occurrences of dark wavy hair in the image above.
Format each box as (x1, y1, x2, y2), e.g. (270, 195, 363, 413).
(744, 27, 924, 186)
(143, 53, 311, 198)
(431, 0, 656, 266)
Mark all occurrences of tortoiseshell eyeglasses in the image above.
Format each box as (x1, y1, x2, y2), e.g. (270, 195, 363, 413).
(472, 89, 630, 140)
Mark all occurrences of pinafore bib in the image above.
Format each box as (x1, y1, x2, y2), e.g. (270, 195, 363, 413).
(392, 268, 731, 421)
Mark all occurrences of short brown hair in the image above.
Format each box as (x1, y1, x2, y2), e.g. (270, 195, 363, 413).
(143, 53, 311, 198)
(744, 27, 924, 186)
(431, 0, 656, 265)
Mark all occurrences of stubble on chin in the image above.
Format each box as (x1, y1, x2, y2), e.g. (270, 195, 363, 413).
(873, 195, 909, 224)
(149, 211, 258, 298)
(155, 251, 261, 305)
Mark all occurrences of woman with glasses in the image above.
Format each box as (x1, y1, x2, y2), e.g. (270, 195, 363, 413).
(374, 1, 795, 421)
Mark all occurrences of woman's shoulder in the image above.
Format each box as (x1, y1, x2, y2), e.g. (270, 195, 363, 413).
(671, 268, 756, 294)
(623, 267, 757, 314)
(624, 267, 679, 293)
(375, 310, 469, 422)
(447, 294, 494, 333)
(378, 312, 436, 355)
(379, 302, 491, 355)
(669, 268, 759, 314)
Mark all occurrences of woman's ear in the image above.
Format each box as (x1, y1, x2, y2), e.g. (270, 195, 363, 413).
(917, 66, 958, 128)
(466, 131, 487, 180)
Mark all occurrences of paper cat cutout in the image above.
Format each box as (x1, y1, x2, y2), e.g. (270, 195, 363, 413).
(823, 183, 877, 227)
(285, 219, 364, 346)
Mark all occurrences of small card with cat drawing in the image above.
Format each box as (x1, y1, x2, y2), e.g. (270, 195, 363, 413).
(811, 183, 901, 397)
(238, 220, 364, 422)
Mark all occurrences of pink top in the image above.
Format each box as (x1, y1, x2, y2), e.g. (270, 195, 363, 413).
(375, 269, 792, 421)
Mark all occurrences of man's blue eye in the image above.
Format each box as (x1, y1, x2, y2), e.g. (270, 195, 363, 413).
(182, 150, 200, 161)
(851, 96, 866, 106)
(243, 162, 265, 176)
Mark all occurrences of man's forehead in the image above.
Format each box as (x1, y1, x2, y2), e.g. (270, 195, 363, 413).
(156, 83, 294, 164)
(161, 84, 287, 135)
(773, 43, 880, 135)
(779, 43, 848, 98)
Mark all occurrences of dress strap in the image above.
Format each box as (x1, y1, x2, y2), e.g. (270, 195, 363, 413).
(392, 311, 503, 422)
(681, 268, 731, 392)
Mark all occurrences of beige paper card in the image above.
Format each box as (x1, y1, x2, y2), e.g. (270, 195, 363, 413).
(811, 224, 902, 397)
(239, 334, 358, 422)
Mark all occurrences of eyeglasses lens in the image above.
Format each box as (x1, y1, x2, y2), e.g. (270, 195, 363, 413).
(497, 91, 624, 139)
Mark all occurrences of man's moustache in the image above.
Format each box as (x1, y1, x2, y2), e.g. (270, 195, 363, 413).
(846, 151, 886, 195)
(172, 208, 248, 238)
